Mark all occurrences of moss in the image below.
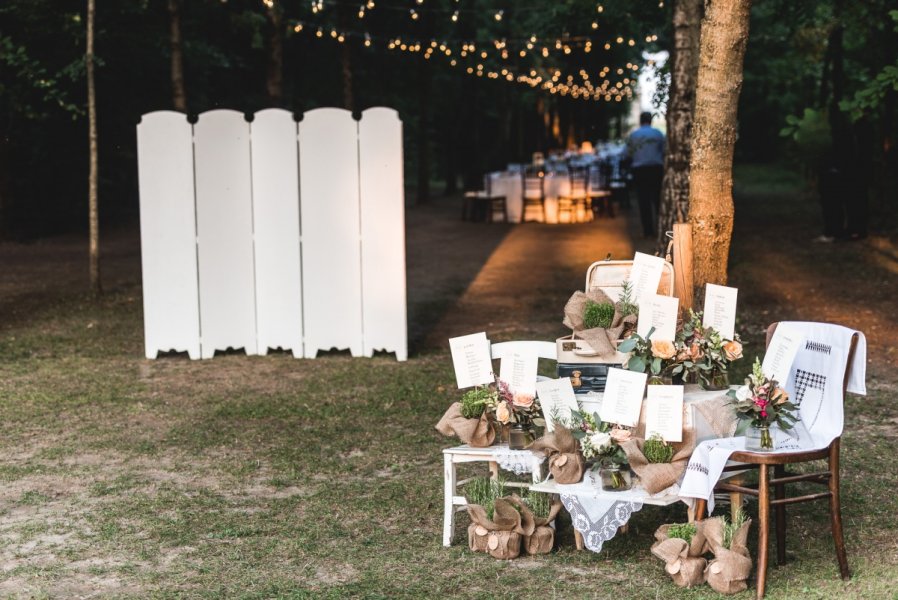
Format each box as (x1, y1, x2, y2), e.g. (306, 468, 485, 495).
(584, 300, 616, 329)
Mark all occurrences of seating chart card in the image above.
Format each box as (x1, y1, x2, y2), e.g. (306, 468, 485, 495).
(627, 252, 666, 304)
(637, 294, 680, 341)
(762, 324, 804, 383)
(535, 378, 579, 432)
(498, 351, 538, 396)
(702, 284, 739, 340)
(645, 385, 685, 442)
(599, 367, 648, 427)
(449, 333, 493, 388)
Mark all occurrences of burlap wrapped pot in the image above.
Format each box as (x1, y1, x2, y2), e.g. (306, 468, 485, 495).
(562, 288, 638, 356)
(651, 522, 710, 588)
(701, 516, 753, 594)
(522, 500, 562, 555)
(435, 402, 496, 447)
(466, 497, 535, 560)
(530, 427, 585, 484)
(620, 427, 697, 495)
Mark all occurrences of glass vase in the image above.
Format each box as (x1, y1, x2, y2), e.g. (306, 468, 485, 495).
(746, 425, 774, 451)
(648, 374, 673, 386)
(508, 423, 534, 450)
(700, 371, 730, 391)
(599, 464, 633, 491)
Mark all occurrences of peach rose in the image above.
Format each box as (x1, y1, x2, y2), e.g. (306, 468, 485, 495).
(495, 401, 511, 424)
(513, 392, 535, 408)
(723, 340, 743, 361)
(651, 339, 677, 360)
(610, 427, 632, 444)
(773, 387, 789, 405)
(689, 342, 704, 360)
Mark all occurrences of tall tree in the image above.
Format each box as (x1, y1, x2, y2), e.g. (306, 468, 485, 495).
(168, 0, 187, 111)
(687, 0, 753, 294)
(337, 2, 353, 111)
(265, 0, 284, 105)
(87, 0, 100, 296)
(656, 0, 702, 254)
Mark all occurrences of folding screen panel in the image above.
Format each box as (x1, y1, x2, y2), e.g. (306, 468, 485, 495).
(298, 108, 364, 358)
(136, 111, 201, 359)
(193, 110, 258, 358)
(250, 109, 303, 357)
(359, 108, 408, 361)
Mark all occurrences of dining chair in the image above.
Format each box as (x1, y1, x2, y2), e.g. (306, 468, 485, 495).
(463, 173, 507, 223)
(558, 167, 589, 223)
(588, 163, 614, 218)
(521, 168, 546, 223)
(694, 322, 859, 599)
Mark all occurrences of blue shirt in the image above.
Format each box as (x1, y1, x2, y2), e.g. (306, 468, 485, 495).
(627, 125, 665, 167)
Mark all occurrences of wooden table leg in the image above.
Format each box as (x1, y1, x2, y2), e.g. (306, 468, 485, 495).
(443, 454, 456, 547)
(756, 464, 770, 600)
(574, 530, 585, 551)
(489, 461, 499, 480)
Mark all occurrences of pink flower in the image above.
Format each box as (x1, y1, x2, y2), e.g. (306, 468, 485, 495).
(760, 410, 767, 418)
(512, 392, 534, 408)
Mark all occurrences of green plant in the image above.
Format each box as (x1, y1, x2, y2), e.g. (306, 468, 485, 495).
(465, 476, 506, 520)
(643, 434, 674, 464)
(666, 522, 697, 545)
(521, 490, 552, 519)
(723, 509, 747, 550)
(616, 281, 638, 318)
(583, 300, 616, 329)
(460, 386, 496, 419)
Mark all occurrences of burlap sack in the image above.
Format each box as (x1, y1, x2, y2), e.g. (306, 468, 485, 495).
(466, 497, 534, 560)
(530, 427, 586, 484)
(651, 522, 710, 588)
(693, 394, 738, 439)
(620, 427, 697, 495)
(435, 402, 496, 447)
(702, 517, 753, 594)
(562, 289, 638, 356)
(522, 500, 562, 555)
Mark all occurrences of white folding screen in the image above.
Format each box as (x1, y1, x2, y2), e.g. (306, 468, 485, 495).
(136, 111, 201, 359)
(250, 109, 303, 357)
(136, 107, 408, 361)
(193, 110, 258, 358)
(359, 108, 408, 361)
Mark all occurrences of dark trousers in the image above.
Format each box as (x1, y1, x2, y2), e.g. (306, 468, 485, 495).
(633, 165, 663, 236)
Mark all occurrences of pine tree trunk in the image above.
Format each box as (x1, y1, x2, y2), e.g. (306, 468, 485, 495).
(656, 0, 702, 254)
(266, 3, 284, 105)
(687, 0, 752, 295)
(168, 0, 187, 112)
(87, 0, 101, 296)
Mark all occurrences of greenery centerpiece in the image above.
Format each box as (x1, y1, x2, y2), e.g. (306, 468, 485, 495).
(618, 326, 678, 385)
(728, 358, 799, 450)
(567, 409, 632, 490)
(671, 310, 743, 390)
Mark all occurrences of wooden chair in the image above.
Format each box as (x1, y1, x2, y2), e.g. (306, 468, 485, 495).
(695, 322, 857, 599)
(588, 163, 614, 218)
(558, 167, 590, 223)
(521, 168, 546, 222)
(463, 174, 507, 223)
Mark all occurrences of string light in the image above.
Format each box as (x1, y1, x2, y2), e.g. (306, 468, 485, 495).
(494, 9, 503, 21)
(451, 10, 458, 22)
(409, 8, 418, 20)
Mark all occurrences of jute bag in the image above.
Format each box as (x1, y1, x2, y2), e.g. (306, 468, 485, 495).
(466, 497, 535, 560)
(620, 427, 697, 495)
(435, 402, 496, 447)
(530, 427, 585, 484)
(651, 522, 710, 588)
(702, 517, 753, 594)
(562, 288, 638, 357)
(522, 500, 562, 555)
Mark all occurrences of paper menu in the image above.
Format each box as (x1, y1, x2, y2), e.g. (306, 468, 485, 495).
(599, 367, 648, 427)
(449, 332, 494, 389)
(627, 252, 666, 304)
(761, 324, 804, 383)
(498, 351, 538, 397)
(535, 378, 579, 432)
(644, 385, 685, 442)
(702, 284, 738, 340)
(637, 294, 680, 341)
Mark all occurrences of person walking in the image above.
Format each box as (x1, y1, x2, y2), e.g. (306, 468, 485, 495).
(627, 112, 665, 237)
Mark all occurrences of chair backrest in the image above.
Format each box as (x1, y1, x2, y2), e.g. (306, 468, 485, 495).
(588, 163, 608, 192)
(522, 170, 545, 199)
(765, 322, 859, 396)
(569, 168, 588, 197)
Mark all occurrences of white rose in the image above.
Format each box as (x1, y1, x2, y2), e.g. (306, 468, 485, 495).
(736, 385, 751, 401)
(590, 431, 611, 452)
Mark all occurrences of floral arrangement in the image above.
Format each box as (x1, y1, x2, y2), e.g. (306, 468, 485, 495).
(728, 358, 799, 449)
(617, 326, 678, 384)
(493, 379, 543, 430)
(565, 409, 631, 488)
(670, 310, 743, 389)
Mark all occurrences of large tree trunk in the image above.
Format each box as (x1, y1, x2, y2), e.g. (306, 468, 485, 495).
(168, 0, 187, 112)
(687, 0, 752, 295)
(0, 117, 10, 239)
(87, 0, 101, 296)
(265, 3, 284, 105)
(656, 0, 702, 254)
(416, 60, 431, 204)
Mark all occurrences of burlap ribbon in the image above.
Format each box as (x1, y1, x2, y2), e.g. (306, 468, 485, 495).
(435, 402, 496, 447)
(620, 427, 697, 495)
(693, 394, 739, 439)
(522, 500, 562, 555)
(530, 427, 585, 484)
(562, 289, 638, 356)
(651, 523, 711, 588)
(701, 517, 753, 594)
(467, 496, 535, 560)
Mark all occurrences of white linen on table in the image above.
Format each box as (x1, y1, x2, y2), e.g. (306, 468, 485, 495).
(557, 470, 643, 552)
(679, 322, 867, 513)
(488, 172, 523, 223)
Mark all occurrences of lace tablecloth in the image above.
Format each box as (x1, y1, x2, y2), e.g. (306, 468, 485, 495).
(492, 447, 546, 475)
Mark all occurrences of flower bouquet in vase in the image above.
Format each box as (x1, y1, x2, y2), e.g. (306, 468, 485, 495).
(671, 310, 743, 391)
(728, 358, 798, 451)
(569, 409, 633, 491)
(618, 326, 678, 386)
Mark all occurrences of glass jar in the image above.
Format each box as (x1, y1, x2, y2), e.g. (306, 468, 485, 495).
(746, 424, 774, 451)
(509, 423, 534, 450)
(599, 464, 633, 491)
(648, 374, 673, 386)
(700, 371, 730, 391)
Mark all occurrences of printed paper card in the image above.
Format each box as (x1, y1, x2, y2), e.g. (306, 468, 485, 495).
(599, 367, 648, 427)
(702, 283, 739, 340)
(645, 385, 685, 442)
(627, 252, 666, 304)
(761, 323, 804, 383)
(498, 351, 539, 397)
(637, 294, 680, 341)
(535, 378, 580, 433)
(449, 332, 493, 389)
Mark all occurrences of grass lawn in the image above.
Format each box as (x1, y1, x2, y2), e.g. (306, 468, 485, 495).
(0, 164, 896, 598)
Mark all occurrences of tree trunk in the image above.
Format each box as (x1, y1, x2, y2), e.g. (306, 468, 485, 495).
(687, 0, 752, 295)
(337, 3, 353, 111)
(87, 0, 101, 296)
(656, 0, 702, 254)
(416, 60, 431, 204)
(0, 117, 10, 239)
(265, 3, 284, 105)
(168, 0, 187, 112)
